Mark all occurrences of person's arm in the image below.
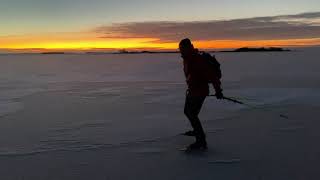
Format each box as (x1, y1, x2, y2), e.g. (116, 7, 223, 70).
(204, 61, 223, 99)
(212, 78, 223, 99)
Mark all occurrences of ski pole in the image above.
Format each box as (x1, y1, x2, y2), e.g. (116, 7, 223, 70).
(209, 95, 245, 105)
(209, 94, 289, 119)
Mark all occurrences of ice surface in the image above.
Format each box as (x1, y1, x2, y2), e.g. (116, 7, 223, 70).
(0, 48, 320, 179)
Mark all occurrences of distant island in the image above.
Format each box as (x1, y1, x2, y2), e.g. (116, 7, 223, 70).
(37, 47, 291, 55)
(87, 47, 290, 54)
(221, 47, 291, 52)
(85, 49, 179, 55)
(85, 50, 178, 55)
(41, 52, 65, 54)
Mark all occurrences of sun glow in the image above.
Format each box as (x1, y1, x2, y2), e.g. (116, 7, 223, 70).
(194, 38, 320, 49)
(0, 33, 178, 52)
(1, 32, 320, 52)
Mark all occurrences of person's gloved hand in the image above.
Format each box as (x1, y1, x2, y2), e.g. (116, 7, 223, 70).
(215, 91, 224, 99)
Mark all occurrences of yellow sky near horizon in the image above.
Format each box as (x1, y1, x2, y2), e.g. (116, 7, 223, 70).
(2, 32, 320, 52)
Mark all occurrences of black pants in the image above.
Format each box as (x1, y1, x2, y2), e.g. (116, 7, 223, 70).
(184, 93, 206, 142)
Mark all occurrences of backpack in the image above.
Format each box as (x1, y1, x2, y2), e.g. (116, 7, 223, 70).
(201, 52, 222, 80)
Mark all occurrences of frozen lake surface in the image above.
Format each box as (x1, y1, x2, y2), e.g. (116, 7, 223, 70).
(0, 48, 320, 179)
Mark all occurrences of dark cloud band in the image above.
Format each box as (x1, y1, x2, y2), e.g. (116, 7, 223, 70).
(95, 12, 320, 42)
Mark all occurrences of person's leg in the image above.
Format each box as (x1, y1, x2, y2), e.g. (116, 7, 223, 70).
(184, 95, 206, 143)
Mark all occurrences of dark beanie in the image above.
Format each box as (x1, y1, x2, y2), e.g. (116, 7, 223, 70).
(179, 38, 192, 48)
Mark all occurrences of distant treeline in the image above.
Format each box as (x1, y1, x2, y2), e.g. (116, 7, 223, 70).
(41, 52, 65, 54)
(85, 50, 178, 55)
(38, 47, 291, 55)
(221, 47, 291, 52)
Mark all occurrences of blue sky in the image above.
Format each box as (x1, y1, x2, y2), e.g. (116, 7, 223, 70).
(1, 0, 320, 35)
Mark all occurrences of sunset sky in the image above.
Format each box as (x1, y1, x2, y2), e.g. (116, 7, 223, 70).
(1, 0, 320, 52)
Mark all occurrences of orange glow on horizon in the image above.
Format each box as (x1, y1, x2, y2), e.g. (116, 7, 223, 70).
(1, 33, 320, 52)
(193, 39, 320, 49)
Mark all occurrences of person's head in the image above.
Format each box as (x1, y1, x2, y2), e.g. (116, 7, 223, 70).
(179, 38, 194, 57)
